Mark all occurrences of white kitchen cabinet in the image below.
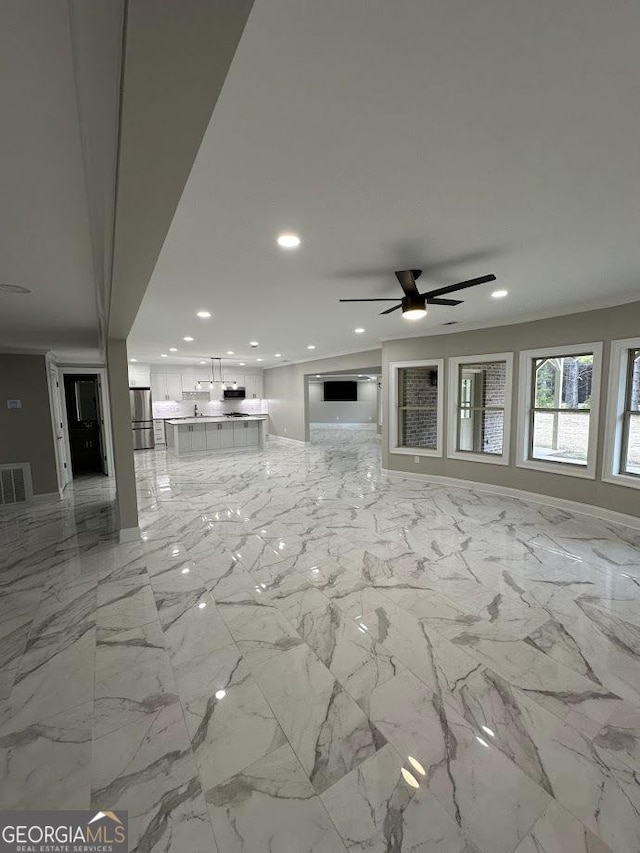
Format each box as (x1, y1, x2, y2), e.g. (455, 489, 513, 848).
(205, 423, 221, 450)
(244, 374, 264, 399)
(165, 374, 183, 401)
(151, 373, 183, 401)
(177, 426, 193, 453)
(246, 421, 260, 445)
(233, 421, 260, 447)
(233, 422, 248, 447)
(190, 423, 207, 451)
(150, 374, 166, 401)
(128, 366, 151, 387)
(219, 422, 235, 448)
(223, 373, 244, 388)
(181, 374, 204, 392)
(153, 419, 166, 445)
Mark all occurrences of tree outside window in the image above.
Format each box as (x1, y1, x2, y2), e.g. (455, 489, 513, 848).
(530, 353, 593, 465)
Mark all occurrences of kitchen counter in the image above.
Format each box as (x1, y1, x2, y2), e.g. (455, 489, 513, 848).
(165, 416, 267, 425)
(165, 416, 266, 455)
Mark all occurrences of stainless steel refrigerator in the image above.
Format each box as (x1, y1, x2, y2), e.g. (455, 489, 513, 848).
(129, 387, 155, 450)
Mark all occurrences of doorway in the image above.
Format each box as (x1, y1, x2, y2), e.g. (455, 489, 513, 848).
(63, 374, 106, 476)
(458, 369, 484, 452)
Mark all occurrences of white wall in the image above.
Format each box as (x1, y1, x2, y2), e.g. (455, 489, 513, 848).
(309, 381, 376, 424)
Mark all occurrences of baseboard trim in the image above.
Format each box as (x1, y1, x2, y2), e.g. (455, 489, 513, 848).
(382, 467, 640, 531)
(310, 422, 378, 429)
(119, 526, 141, 543)
(267, 434, 307, 445)
(33, 491, 62, 503)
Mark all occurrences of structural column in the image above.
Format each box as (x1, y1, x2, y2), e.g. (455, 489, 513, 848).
(106, 338, 139, 540)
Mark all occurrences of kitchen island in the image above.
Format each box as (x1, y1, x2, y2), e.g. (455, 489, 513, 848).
(165, 416, 267, 455)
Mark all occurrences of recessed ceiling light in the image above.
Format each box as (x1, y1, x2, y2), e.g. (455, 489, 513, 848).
(256, 358, 263, 362)
(274, 353, 282, 358)
(276, 232, 301, 249)
(161, 353, 168, 358)
(196, 310, 211, 318)
(307, 344, 316, 350)
(239, 362, 245, 366)
(316, 374, 321, 378)
(215, 689, 227, 700)
(130, 358, 137, 362)
(199, 360, 206, 364)
(183, 336, 194, 342)
(0, 283, 31, 294)
(249, 341, 259, 347)
(169, 347, 178, 352)
(227, 350, 234, 355)
(354, 328, 365, 334)
(492, 289, 508, 299)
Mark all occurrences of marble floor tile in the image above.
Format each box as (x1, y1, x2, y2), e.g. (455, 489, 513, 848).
(321, 742, 480, 852)
(217, 592, 303, 668)
(293, 601, 404, 706)
(91, 703, 217, 853)
(513, 800, 613, 852)
(2, 426, 639, 852)
(367, 670, 550, 853)
(178, 645, 287, 791)
(254, 643, 385, 793)
(207, 743, 348, 852)
(0, 700, 92, 809)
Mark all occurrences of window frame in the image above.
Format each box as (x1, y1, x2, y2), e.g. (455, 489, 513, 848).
(446, 352, 513, 466)
(517, 342, 602, 480)
(603, 336, 640, 490)
(388, 359, 444, 457)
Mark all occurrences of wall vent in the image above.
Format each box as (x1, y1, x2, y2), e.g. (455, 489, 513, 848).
(0, 463, 32, 506)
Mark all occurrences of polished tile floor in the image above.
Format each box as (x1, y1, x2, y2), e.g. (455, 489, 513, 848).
(1, 425, 639, 852)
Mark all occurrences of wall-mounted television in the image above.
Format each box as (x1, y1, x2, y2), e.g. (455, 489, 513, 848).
(324, 381, 357, 402)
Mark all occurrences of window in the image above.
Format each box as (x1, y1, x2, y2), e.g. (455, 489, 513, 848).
(604, 338, 640, 489)
(389, 360, 443, 456)
(447, 353, 513, 465)
(518, 343, 602, 479)
(622, 348, 640, 476)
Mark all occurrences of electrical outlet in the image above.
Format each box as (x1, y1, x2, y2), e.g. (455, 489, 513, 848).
(414, 456, 420, 464)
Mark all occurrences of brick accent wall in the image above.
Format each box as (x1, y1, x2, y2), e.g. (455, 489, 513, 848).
(480, 361, 506, 454)
(398, 367, 438, 448)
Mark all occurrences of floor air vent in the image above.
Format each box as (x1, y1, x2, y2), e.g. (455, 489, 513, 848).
(0, 464, 31, 506)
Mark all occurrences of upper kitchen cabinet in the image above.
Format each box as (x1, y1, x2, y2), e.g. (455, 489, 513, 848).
(128, 365, 151, 387)
(244, 374, 264, 399)
(150, 373, 183, 401)
(181, 374, 202, 392)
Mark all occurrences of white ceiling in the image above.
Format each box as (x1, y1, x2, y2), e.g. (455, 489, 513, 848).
(0, 1, 100, 355)
(130, 0, 640, 370)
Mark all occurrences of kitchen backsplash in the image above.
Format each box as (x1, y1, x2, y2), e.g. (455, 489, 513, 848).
(152, 397, 268, 419)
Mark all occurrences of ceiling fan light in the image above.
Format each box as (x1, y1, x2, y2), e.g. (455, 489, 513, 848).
(402, 307, 427, 320)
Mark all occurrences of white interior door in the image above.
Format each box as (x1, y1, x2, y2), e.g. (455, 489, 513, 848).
(95, 377, 108, 474)
(47, 364, 71, 491)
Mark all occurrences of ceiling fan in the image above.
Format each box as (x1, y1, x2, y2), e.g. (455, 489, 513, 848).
(339, 270, 496, 320)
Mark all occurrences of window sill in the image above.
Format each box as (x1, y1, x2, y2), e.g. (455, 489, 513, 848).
(391, 446, 442, 458)
(516, 458, 596, 480)
(602, 472, 640, 491)
(446, 450, 509, 466)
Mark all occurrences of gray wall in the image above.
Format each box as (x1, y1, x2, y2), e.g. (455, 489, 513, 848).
(383, 301, 640, 517)
(264, 350, 382, 441)
(0, 354, 58, 495)
(309, 380, 377, 424)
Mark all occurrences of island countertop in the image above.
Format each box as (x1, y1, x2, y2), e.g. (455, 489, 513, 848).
(165, 416, 267, 425)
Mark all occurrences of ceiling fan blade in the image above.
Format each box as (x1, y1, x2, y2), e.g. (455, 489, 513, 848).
(339, 298, 402, 302)
(426, 297, 463, 306)
(394, 269, 422, 297)
(380, 303, 403, 315)
(423, 274, 496, 299)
